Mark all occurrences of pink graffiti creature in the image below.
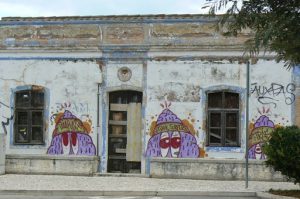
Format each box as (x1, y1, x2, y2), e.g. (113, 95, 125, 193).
(146, 109, 200, 158)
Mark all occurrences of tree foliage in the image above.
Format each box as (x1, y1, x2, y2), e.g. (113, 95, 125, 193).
(210, 0, 300, 68)
(263, 126, 300, 184)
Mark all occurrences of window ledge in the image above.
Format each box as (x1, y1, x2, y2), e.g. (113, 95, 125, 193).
(206, 146, 243, 153)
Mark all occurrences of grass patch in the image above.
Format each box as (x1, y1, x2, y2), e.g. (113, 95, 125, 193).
(269, 189, 300, 198)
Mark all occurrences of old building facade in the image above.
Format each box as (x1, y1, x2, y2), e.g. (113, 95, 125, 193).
(0, 15, 299, 179)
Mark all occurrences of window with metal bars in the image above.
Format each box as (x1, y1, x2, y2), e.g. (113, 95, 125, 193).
(14, 87, 44, 145)
(207, 91, 240, 147)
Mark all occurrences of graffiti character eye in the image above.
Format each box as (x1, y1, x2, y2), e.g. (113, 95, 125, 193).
(159, 137, 171, 149)
(171, 137, 181, 149)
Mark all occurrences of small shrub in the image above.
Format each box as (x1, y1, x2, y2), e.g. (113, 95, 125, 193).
(263, 126, 300, 184)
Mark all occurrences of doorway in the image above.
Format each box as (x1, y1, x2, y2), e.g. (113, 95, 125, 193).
(108, 90, 143, 173)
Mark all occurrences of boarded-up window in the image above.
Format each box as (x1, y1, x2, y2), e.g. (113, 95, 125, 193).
(207, 91, 239, 147)
(14, 87, 44, 144)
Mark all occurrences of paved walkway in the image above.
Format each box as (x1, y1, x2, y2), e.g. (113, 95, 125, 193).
(0, 174, 298, 194)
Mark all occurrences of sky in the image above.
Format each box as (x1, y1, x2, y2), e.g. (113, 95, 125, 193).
(0, 0, 217, 19)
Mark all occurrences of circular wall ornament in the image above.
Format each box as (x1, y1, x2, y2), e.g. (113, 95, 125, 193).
(118, 67, 132, 82)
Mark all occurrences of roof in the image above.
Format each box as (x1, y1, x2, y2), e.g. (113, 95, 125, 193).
(1, 14, 218, 24)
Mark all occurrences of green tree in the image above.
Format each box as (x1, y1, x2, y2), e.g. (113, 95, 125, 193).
(263, 126, 300, 184)
(210, 0, 300, 68)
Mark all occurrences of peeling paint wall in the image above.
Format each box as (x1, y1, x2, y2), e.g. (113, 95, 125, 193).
(145, 59, 293, 160)
(0, 15, 296, 175)
(0, 16, 250, 50)
(248, 60, 294, 159)
(0, 59, 101, 155)
(145, 59, 246, 159)
(105, 63, 143, 89)
(0, 24, 101, 49)
(149, 23, 250, 48)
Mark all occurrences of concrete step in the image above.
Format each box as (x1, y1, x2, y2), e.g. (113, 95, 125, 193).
(93, 172, 150, 178)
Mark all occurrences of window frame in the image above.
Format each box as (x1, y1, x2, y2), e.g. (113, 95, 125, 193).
(207, 91, 240, 147)
(14, 88, 45, 145)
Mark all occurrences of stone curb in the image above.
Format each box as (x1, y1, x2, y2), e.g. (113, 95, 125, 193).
(0, 190, 257, 197)
(257, 192, 297, 199)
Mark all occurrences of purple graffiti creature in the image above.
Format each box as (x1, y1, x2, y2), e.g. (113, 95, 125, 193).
(248, 143, 266, 160)
(248, 115, 274, 160)
(146, 108, 200, 158)
(47, 132, 96, 155)
(146, 131, 199, 158)
(47, 110, 96, 156)
(254, 115, 274, 128)
(156, 109, 182, 125)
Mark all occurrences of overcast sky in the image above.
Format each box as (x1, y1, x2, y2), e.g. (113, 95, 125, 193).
(0, 0, 216, 19)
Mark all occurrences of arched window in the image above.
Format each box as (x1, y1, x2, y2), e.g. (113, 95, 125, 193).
(14, 86, 45, 144)
(207, 91, 240, 147)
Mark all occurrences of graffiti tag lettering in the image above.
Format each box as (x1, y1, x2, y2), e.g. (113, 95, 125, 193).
(250, 82, 296, 107)
(55, 102, 89, 114)
(155, 123, 189, 134)
(55, 119, 85, 134)
(0, 101, 13, 135)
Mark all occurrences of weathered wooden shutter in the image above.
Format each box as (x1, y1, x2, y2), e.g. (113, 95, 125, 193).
(126, 103, 142, 161)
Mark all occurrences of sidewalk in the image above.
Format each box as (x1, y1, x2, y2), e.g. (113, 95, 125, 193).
(0, 174, 298, 197)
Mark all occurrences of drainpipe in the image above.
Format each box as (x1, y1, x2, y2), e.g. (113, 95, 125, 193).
(97, 83, 101, 170)
(245, 61, 250, 188)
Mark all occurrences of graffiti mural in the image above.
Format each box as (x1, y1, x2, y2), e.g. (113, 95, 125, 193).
(248, 115, 274, 159)
(250, 82, 296, 108)
(146, 102, 200, 158)
(47, 110, 96, 155)
(50, 101, 93, 133)
(0, 101, 13, 135)
(248, 107, 289, 159)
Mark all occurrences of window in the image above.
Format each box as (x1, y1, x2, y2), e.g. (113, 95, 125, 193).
(207, 91, 239, 147)
(14, 87, 44, 144)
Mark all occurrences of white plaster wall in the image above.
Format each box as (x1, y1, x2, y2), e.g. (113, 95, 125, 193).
(145, 59, 292, 160)
(105, 63, 143, 89)
(0, 57, 293, 163)
(0, 60, 102, 155)
(148, 60, 245, 88)
(249, 60, 293, 125)
(146, 60, 246, 159)
(247, 60, 293, 161)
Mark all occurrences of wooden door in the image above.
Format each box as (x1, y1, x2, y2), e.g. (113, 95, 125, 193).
(108, 91, 142, 173)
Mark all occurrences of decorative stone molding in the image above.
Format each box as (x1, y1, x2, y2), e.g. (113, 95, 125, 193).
(118, 67, 132, 82)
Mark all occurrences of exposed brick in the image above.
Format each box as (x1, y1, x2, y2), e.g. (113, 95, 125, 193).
(103, 25, 145, 44)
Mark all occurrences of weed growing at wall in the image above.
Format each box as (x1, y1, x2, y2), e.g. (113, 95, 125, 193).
(263, 126, 300, 184)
